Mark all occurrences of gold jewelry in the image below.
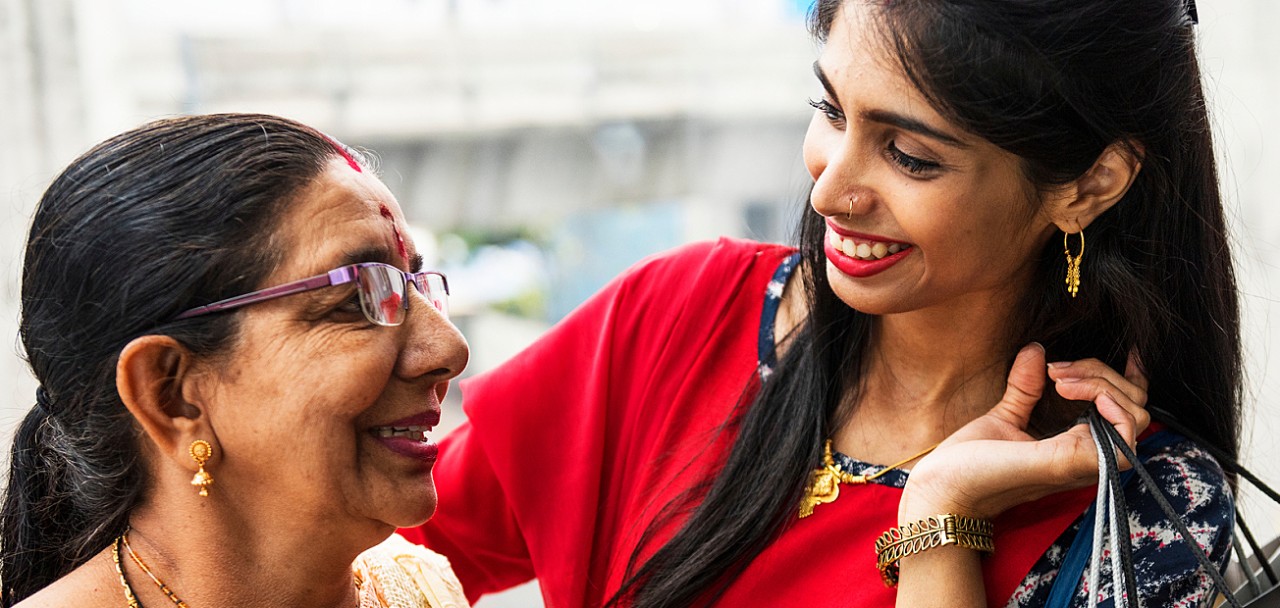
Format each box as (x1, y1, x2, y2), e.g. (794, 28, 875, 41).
(112, 536, 141, 608)
(122, 530, 190, 607)
(847, 196, 854, 219)
(189, 440, 213, 497)
(1064, 229, 1084, 297)
(875, 513, 995, 587)
(798, 439, 940, 518)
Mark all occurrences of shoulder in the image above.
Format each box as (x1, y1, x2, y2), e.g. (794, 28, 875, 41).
(1135, 431, 1233, 521)
(622, 237, 793, 282)
(355, 534, 472, 608)
(1125, 431, 1235, 576)
(12, 548, 122, 608)
(611, 237, 796, 306)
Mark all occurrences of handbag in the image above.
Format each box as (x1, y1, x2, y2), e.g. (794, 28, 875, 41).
(1043, 408, 1280, 607)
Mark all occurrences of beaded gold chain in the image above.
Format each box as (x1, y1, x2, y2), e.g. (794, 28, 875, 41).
(113, 529, 383, 608)
(114, 529, 190, 608)
(111, 537, 141, 608)
(798, 439, 940, 518)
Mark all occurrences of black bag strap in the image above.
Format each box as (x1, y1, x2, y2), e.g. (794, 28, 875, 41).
(1147, 406, 1280, 505)
(1090, 409, 1246, 607)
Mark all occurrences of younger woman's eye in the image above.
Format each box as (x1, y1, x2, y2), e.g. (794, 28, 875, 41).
(887, 141, 942, 175)
(808, 98, 846, 126)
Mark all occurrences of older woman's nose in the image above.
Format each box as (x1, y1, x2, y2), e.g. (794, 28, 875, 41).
(399, 289, 469, 381)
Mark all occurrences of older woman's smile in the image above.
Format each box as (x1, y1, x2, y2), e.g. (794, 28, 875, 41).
(370, 407, 442, 462)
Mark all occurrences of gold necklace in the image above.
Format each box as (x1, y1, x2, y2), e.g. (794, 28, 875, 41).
(798, 439, 940, 518)
(111, 536, 141, 608)
(115, 530, 190, 608)
(114, 529, 379, 608)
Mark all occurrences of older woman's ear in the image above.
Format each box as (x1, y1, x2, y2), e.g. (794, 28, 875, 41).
(1044, 140, 1144, 232)
(116, 335, 211, 460)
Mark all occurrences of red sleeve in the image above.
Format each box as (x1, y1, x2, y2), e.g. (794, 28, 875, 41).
(400, 238, 785, 606)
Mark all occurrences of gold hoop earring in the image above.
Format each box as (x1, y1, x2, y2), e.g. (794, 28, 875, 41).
(1064, 230, 1084, 298)
(189, 440, 214, 497)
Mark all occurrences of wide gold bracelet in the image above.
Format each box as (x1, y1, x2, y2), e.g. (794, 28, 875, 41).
(874, 513, 995, 587)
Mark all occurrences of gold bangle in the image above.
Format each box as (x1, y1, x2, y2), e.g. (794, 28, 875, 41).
(874, 513, 995, 587)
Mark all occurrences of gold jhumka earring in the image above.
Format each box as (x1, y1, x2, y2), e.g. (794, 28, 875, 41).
(189, 440, 214, 497)
(1064, 230, 1084, 298)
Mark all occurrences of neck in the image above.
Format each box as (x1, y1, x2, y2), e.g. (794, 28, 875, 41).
(835, 293, 1024, 456)
(120, 485, 384, 608)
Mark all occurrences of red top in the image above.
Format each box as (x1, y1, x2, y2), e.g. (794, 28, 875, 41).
(400, 238, 1096, 607)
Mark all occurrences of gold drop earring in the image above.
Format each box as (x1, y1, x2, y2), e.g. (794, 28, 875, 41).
(189, 440, 214, 497)
(1064, 229, 1084, 298)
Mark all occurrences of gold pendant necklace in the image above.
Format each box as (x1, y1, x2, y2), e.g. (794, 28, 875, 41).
(798, 439, 939, 518)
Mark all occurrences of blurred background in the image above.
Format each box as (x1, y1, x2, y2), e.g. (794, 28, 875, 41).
(1, 1, 1277, 606)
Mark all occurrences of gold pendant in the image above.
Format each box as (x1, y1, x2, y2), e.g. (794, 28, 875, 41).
(1065, 255, 1081, 297)
(798, 465, 842, 518)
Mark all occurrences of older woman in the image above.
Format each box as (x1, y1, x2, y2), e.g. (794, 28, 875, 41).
(1, 114, 471, 608)
(405, 0, 1237, 606)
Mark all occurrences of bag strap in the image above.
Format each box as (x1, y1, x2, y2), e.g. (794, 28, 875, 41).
(1095, 412, 1245, 608)
(1044, 431, 1183, 607)
(1148, 406, 1280, 505)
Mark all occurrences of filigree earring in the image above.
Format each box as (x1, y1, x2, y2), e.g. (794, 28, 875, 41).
(1064, 230, 1084, 298)
(189, 440, 214, 497)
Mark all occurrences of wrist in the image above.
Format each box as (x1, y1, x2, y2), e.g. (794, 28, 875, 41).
(900, 461, 983, 521)
(875, 513, 996, 587)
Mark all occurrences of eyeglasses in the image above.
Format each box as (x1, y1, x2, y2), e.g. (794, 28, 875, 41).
(175, 262, 449, 326)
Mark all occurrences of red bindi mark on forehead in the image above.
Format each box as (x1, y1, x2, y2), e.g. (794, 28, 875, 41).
(380, 205, 409, 262)
(326, 138, 362, 173)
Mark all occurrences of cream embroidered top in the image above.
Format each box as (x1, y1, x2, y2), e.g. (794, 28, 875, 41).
(352, 534, 470, 608)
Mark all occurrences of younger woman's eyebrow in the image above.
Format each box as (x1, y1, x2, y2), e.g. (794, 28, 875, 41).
(861, 109, 969, 148)
(813, 61, 969, 149)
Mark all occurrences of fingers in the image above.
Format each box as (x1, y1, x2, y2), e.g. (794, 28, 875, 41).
(1046, 357, 1147, 408)
(989, 343, 1047, 427)
(1051, 377, 1151, 467)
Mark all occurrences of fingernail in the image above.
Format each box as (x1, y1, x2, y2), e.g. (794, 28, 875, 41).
(1055, 376, 1081, 383)
(1047, 361, 1073, 369)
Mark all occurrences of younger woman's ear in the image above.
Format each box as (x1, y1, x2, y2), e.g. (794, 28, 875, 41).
(1045, 140, 1144, 232)
(116, 335, 209, 460)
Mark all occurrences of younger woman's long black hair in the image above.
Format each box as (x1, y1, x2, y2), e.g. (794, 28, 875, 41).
(610, 0, 1239, 605)
(0, 114, 344, 605)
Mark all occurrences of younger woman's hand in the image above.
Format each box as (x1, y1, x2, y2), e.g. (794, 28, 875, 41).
(898, 343, 1150, 521)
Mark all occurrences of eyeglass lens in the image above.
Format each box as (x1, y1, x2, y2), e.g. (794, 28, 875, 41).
(355, 264, 448, 326)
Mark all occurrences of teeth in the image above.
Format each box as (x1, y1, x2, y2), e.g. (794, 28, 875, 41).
(829, 231, 910, 261)
(372, 426, 432, 442)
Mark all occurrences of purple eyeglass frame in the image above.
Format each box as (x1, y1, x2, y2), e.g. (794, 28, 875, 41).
(175, 262, 449, 324)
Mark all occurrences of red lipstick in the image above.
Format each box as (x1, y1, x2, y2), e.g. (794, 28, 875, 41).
(824, 221, 913, 278)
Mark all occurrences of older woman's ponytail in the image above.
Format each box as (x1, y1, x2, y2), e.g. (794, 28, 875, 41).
(1, 390, 143, 602)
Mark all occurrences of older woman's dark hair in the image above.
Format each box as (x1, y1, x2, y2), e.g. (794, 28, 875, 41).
(0, 114, 345, 605)
(611, 0, 1240, 606)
